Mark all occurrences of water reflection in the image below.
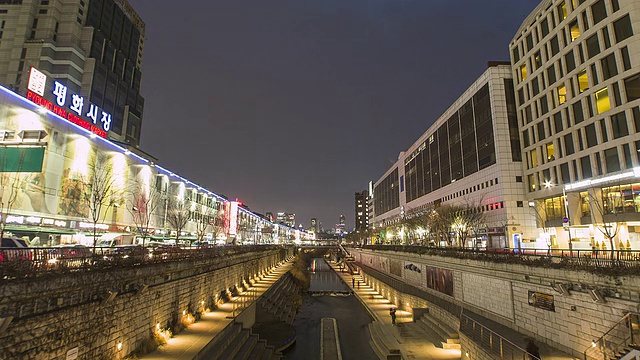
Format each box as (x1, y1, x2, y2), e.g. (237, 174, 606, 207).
(309, 258, 349, 292)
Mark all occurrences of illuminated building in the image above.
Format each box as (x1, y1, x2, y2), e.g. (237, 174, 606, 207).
(371, 63, 533, 249)
(336, 214, 346, 236)
(0, 0, 145, 146)
(355, 190, 369, 232)
(511, 0, 640, 251)
(0, 72, 308, 245)
(310, 218, 318, 234)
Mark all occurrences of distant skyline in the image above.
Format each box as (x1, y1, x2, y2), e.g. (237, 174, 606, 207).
(128, 0, 539, 229)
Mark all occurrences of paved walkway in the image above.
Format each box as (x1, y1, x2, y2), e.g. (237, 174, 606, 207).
(139, 260, 292, 360)
(330, 261, 574, 360)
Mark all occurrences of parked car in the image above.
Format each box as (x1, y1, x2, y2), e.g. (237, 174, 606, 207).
(47, 244, 92, 265)
(0, 236, 31, 262)
(103, 245, 149, 261)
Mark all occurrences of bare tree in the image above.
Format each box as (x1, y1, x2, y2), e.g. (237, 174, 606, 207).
(194, 207, 215, 245)
(127, 183, 162, 248)
(84, 153, 119, 250)
(209, 210, 225, 243)
(590, 189, 623, 260)
(166, 198, 189, 243)
(430, 205, 463, 247)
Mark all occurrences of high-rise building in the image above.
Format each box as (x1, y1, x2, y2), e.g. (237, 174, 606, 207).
(310, 218, 318, 233)
(276, 212, 295, 227)
(286, 213, 296, 228)
(336, 214, 346, 236)
(0, 0, 146, 146)
(355, 190, 369, 231)
(371, 63, 532, 248)
(265, 212, 274, 222)
(510, 0, 640, 251)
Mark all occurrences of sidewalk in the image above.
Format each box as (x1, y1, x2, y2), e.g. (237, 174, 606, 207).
(139, 260, 293, 360)
(330, 261, 573, 360)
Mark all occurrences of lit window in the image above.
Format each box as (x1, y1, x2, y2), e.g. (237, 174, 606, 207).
(578, 70, 589, 92)
(557, 85, 567, 104)
(531, 148, 538, 167)
(520, 64, 528, 81)
(546, 143, 555, 161)
(595, 88, 611, 114)
(559, 3, 567, 20)
(570, 20, 580, 41)
(528, 174, 536, 192)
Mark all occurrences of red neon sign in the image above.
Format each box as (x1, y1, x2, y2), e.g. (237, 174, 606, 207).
(26, 90, 107, 138)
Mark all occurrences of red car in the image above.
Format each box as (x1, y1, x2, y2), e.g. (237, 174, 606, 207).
(0, 236, 31, 262)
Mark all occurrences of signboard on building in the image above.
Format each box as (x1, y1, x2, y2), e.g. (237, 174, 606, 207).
(26, 67, 111, 138)
(528, 290, 555, 312)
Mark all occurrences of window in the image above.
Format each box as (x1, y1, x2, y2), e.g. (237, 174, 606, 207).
(525, 105, 533, 124)
(550, 36, 560, 56)
(580, 155, 592, 178)
(531, 148, 538, 167)
(516, 176, 523, 182)
(528, 174, 536, 192)
(612, 0, 619, 12)
(602, 28, 611, 49)
(635, 107, 640, 132)
(540, 95, 549, 115)
(547, 64, 557, 84)
(570, 20, 580, 41)
(585, 123, 598, 147)
(573, 101, 584, 123)
(532, 77, 540, 95)
(623, 143, 632, 169)
(611, 111, 629, 138)
(517, 201, 524, 207)
(591, 0, 607, 24)
(561, 162, 571, 183)
(537, 121, 546, 140)
(512, 46, 520, 63)
(605, 147, 620, 172)
(624, 74, 640, 102)
(558, 84, 567, 104)
(578, 69, 589, 92)
(534, 52, 542, 69)
(586, 34, 600, 58)
(601, 53, 617, 80)
(526, 33, 534, 52)
(595, 88, 611, 114)
(546, 142, 555, 161)
(600, 119, 608, 142)
(614, 15, 633, 43)
(541, 18, 550, 38)
(564, 133, 575, 155)
(518, 88, 525, 105)
(613, 83, 622, 106)
(520, 64, 528, 81)
(38, 9, 46, 14)
(621, 47, 632, 71)
(523, 129, 530, 147)
(565, 50, 576, 72)
(554, 112, 564, 132)
(591, 64, 599, 86)
(558, 3, 568, 20)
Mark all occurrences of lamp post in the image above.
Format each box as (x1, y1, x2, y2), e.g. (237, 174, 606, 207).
(562, 186, 573, 256)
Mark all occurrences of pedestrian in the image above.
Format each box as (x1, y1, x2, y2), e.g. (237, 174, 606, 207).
(390, 307, 397, 325)
(352, 278, 355, 287)
(357, 280, 360, 288)
(526, 339, 540, 360)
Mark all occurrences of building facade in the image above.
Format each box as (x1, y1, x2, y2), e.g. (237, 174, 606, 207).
(355, 190, 369, 232)
(0, 73, 306, 246)
(0, 0, 145, 146)
(371, 63, 535, 249)
(510, 0, 640, 251)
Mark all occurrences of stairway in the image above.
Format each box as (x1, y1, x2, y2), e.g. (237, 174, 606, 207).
(415, 312, 460, 350)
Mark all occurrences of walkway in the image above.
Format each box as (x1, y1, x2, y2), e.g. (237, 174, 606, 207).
(329, 261, 574, 360)
(140, 259, 293, 360)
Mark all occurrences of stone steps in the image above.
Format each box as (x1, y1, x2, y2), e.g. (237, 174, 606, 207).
(418, 313, 460, 350)
(368, 321, 402, 360)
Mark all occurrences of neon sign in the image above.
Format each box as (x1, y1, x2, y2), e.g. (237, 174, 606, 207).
(26, 67, 111, 138)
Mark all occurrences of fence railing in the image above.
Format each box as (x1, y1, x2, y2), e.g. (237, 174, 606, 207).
(583, 312, 640, 360)
(460, 313, 539, 360)
(359, 245, 640, 271)
(0, 244, 285, 280)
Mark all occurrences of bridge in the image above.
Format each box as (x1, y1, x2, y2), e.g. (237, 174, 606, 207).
(0, 244, 638, 360)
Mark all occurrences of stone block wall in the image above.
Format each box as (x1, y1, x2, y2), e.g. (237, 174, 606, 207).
(0, 247, 291, 359)
(353, 249, 640, 358)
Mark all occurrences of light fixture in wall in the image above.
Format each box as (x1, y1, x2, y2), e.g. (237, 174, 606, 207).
(551, 281, 569, 295)
(117, 341, 122, 351)
(100, 290, 118, 305)
(589, 289, 606, 303)
(0, 314, 14, 334)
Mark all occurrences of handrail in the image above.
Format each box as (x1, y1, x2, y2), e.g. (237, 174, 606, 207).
(583, 311, 640, 360)
(460, 313, 540, 360)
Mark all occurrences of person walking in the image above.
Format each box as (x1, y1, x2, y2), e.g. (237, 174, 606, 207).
(390, 307, 397, 325)
(526, 339, 540, 359)
(352, 278, 355, 287)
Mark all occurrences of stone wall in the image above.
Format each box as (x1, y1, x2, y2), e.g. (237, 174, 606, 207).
(0, 247, 291, 359)
(353, 249, 640, 358)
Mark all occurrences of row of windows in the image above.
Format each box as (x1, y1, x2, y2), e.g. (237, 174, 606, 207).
(544, 183, 640, 221)
(374, 169, 399, 215)
(526, 139, 640, 192)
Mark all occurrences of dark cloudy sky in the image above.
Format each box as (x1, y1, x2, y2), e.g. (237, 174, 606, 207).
(128, 0, 539, 231)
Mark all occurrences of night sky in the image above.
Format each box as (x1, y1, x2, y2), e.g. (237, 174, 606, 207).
(128, 0, 539, 231)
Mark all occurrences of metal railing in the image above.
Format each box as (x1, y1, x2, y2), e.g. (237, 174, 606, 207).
(583, 312, 640, 360)
(359, 245, 640, 273)
(460, 313, 539, 360)
(0, 244, 286, 280)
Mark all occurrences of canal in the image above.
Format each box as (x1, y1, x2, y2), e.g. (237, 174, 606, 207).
(283, 258, 378, 360)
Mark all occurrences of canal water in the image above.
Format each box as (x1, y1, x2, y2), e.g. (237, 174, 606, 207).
(283, 258, 377, 360)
